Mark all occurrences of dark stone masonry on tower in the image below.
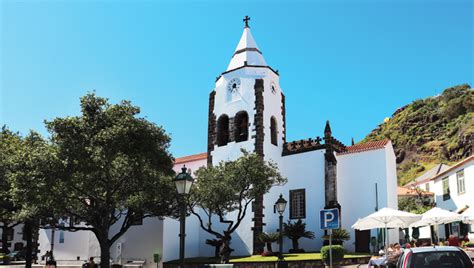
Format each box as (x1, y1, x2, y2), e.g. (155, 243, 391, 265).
(252, 78, 265, 254)
(323, 121, 343, 212)
(207, 90, 216, 165)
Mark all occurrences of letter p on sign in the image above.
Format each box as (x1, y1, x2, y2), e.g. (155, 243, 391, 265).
(320, 208, 340, 230)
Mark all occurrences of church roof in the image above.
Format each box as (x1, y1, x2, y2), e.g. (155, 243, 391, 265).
(226, 27, 268, 71)
(174, 152, 207, 164)
(337, 139, 390, 155)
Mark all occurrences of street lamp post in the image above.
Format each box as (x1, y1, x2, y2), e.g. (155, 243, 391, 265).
(275, 194, 287, 268)
(174, 166, 194, 268)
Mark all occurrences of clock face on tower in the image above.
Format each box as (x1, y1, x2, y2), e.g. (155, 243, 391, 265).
(227, 78, 241, 93)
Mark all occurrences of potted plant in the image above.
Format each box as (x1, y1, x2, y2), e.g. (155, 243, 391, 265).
(258, 232, 280, 256)
(283, 219, 315, 253)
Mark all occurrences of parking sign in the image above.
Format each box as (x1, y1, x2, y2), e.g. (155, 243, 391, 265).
(320, 208, 340, 230)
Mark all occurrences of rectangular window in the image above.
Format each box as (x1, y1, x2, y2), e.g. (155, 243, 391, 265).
(457, 170, 465, 195)
(131, 211, 144, 226)
(59, 231, 65, 243)
(442, 177, 450, 201)
(7, 228, 14, 241)
(289, 189, 306, 219)
(425, 183, 430, 192)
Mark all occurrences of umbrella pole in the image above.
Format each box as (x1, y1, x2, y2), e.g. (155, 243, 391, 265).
(430, 224, 433, 245)
(385, 223, 388, 256)
(437, 224, 440, 245)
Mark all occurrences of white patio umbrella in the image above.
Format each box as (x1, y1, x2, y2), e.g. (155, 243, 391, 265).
(352, 208, 421, 253)
(461, 207, 474, 224)
(410, 207, 462, 244)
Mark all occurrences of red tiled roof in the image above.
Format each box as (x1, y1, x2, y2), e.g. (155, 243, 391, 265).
(337, 139, 390, 155)
(174, 152, 207, 164)
(397, 186, 434, 196)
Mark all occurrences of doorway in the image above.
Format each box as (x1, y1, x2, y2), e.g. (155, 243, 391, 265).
(355, 230, 370, 253)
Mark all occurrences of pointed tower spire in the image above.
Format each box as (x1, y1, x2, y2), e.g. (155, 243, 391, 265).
(351, 137, 355, 146)
(324, 120, 332, 137)
(226, 17, 267, 71)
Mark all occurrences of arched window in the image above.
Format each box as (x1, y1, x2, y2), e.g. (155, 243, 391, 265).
(234, 111, 249, 142)
(270, 117, 278, 146)
(217, 114, 229, 146)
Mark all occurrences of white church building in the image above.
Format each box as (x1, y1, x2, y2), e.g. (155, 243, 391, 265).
(38, 18, 398, 266)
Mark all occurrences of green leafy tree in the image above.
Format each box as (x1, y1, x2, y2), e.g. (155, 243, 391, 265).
(0, 126, 22, 254)
(189, 150, 286, 263)
(6, 129, 59, 268)
(398, 187, 435, 214)
(283, 219, 315, 253)
(44, 93, 178, 268)
(258, 232, 280, 254)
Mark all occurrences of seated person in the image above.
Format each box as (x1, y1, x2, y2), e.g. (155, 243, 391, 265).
(378, 246, 385, 256)
(447, 235, 460, 247)
(386, 243, 402, 268)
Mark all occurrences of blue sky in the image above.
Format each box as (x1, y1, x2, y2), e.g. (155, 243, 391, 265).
(1, 0, 472, 157)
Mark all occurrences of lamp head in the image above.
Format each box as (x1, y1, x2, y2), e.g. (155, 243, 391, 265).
(275, 194, 287, 215)
(175, 165, 194, 195)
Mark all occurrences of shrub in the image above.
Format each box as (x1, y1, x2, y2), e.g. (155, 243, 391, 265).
(463, 242, 474, 248)
(321, 245, 345, 264)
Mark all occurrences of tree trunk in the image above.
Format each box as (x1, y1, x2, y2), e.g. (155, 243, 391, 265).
(1, 222, 10, 253)
(24, 221, 33, 268)
(99, 240, 111, 268)
(292, 238, 299, 250)
(266, 242, 273, 253)
(219, 235, 233, 264)
(214, 245, 220, 258)
(92, 226, 112, 268)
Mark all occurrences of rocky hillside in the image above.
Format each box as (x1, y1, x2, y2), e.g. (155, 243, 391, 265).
(363, 84, 473, 186)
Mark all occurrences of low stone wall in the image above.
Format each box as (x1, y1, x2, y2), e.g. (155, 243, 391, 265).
(163, 256, 370, 268)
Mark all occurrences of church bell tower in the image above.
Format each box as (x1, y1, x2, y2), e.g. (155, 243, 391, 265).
(207, 16, 286, 254)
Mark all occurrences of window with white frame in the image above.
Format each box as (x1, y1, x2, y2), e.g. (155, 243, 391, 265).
(442, 177, 450, 201)
(425, 183, 430, 192)
(457, 170, 465, 195)
(289, 189, 305, 219)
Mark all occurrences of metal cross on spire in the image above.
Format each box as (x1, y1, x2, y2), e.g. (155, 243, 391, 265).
(243, 16, 250, 28)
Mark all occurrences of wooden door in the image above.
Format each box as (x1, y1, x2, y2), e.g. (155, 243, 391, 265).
(355, 230, 371, 253)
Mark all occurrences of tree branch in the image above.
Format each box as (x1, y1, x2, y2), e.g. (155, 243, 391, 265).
(189, 205, 222, 238)
(230, 198, 253, 234)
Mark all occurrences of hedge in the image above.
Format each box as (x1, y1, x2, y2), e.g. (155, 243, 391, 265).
(320, 245, 345, 264)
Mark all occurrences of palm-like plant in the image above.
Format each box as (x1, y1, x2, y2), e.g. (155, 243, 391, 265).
(258, 232, 280, 254)
(322, 228, 351, 245)
(283, 219, 315, 252)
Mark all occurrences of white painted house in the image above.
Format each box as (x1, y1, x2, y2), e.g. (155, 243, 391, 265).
(0, 223, 27, 253)
(38, 19, 399, 267)
(406, 155, 474, 241)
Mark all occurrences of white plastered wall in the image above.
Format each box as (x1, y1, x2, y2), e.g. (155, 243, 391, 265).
(337, 144, 398, 252)
(432, 159, 474, 240)
(264, 150, 326, 253)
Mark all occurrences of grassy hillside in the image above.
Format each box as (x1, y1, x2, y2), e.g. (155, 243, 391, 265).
(363, 84, 473, 186)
